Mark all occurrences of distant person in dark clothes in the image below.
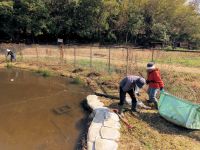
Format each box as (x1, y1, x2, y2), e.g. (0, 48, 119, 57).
(6, 49, 16, 62)
(146, 62, 164, 109)
(118, 76, 146, 114)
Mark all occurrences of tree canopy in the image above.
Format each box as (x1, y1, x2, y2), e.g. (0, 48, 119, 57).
(0, 0, 200, 47)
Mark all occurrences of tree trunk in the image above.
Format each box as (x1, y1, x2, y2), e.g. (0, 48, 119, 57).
(125, 31, 129, 44)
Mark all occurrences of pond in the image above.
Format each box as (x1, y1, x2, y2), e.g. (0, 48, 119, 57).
(0, 68, 91, 150)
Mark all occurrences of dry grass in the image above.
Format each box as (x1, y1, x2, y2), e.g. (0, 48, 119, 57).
(100, 97, 200, 150)
(119, 111, 200, 150)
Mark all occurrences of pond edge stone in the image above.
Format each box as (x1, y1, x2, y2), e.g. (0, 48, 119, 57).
(86, 95, 120, 150)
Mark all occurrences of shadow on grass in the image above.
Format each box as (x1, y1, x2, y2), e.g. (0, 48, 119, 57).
(138, 111, 200, 142)
(107, 101, 200, 142)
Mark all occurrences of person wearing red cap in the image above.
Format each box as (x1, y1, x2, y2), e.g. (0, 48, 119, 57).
(146, 62, 164, 109)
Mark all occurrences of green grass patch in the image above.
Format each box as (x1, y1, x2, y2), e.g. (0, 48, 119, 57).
(71, 76, 83, 84)
(154, 57, 200, 67)
(137, 57, 200, 68)
(76, 59, 108, 71)
(75, 59, 123, 74)
(164, 47, 189, 51)
(5, 62, 14, 68)
(36, 69, 52, 77)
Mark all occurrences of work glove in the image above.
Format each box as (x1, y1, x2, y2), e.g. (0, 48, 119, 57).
(160, 87, 164, 92)
(136, 92, 141, 96)
(146, 80, 155, 84)
(146, 80, 150, 84)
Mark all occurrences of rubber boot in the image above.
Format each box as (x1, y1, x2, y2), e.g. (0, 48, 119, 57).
(131, 100, 138, 112)
(154, 101, 158, 110)
(118, 104, 124, 115)
(147, 100, 154, 104)
(118, 104, 123, 114)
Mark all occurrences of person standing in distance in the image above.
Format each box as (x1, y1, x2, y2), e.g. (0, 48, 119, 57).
(6, 49, 16, 62)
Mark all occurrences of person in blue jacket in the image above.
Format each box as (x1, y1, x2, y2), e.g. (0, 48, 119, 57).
(6, 49, 16, 62)
(118, 76, 146, 114)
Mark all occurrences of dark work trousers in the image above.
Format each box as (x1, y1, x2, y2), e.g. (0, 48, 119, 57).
(119, 87, 137, 109)
(11, 55, 15, 62)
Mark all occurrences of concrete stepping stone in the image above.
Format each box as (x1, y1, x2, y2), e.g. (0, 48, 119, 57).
(87, 95, 98, 101)
(87, 141, 95, 150)
(100, 127, 120, 141)
(95, 138, 118, 150)
(87, 95, 104, 109)
(86, 95, 120, 150)
(88, 122, 102, 142)
(107, 112, 119, 122)
(91, 101, 104, 109)
(103, 118, 121, 129)
(93, 107, 109, 123)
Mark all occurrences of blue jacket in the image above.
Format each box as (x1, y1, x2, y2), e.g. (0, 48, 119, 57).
(120, 76, 141, 92)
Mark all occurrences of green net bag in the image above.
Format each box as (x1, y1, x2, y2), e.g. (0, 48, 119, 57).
(158, 92, 200, 129)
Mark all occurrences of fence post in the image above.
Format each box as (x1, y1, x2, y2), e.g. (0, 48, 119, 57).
(62, 45, 64, 64)
(62, 44, 65, 64)
(64, 44, 67, 64)
(59, 44, 64, 64)
(74, 46, 76, 68)
(46, 47, 48, 64)
(151, 48, 154, 62)
(90, 46, 92, 70)
(19, 43, 23, 62)
(135, 54, 138, 68)
(108, 47, 111, 72)
(35, 44, 38, 66)
(126, 47, 129, 75)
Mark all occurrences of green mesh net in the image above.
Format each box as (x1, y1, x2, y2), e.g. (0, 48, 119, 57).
(158, 91, 200, 129)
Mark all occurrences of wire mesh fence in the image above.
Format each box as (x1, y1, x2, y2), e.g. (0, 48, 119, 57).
(0, 43, 200, 103)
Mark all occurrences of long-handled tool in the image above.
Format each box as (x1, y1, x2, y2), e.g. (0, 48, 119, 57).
(138, 71, 145, 78)
(112, 109, 133, 130)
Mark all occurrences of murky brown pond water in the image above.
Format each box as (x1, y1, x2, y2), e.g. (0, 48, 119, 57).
(0, 69, 91, 150)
